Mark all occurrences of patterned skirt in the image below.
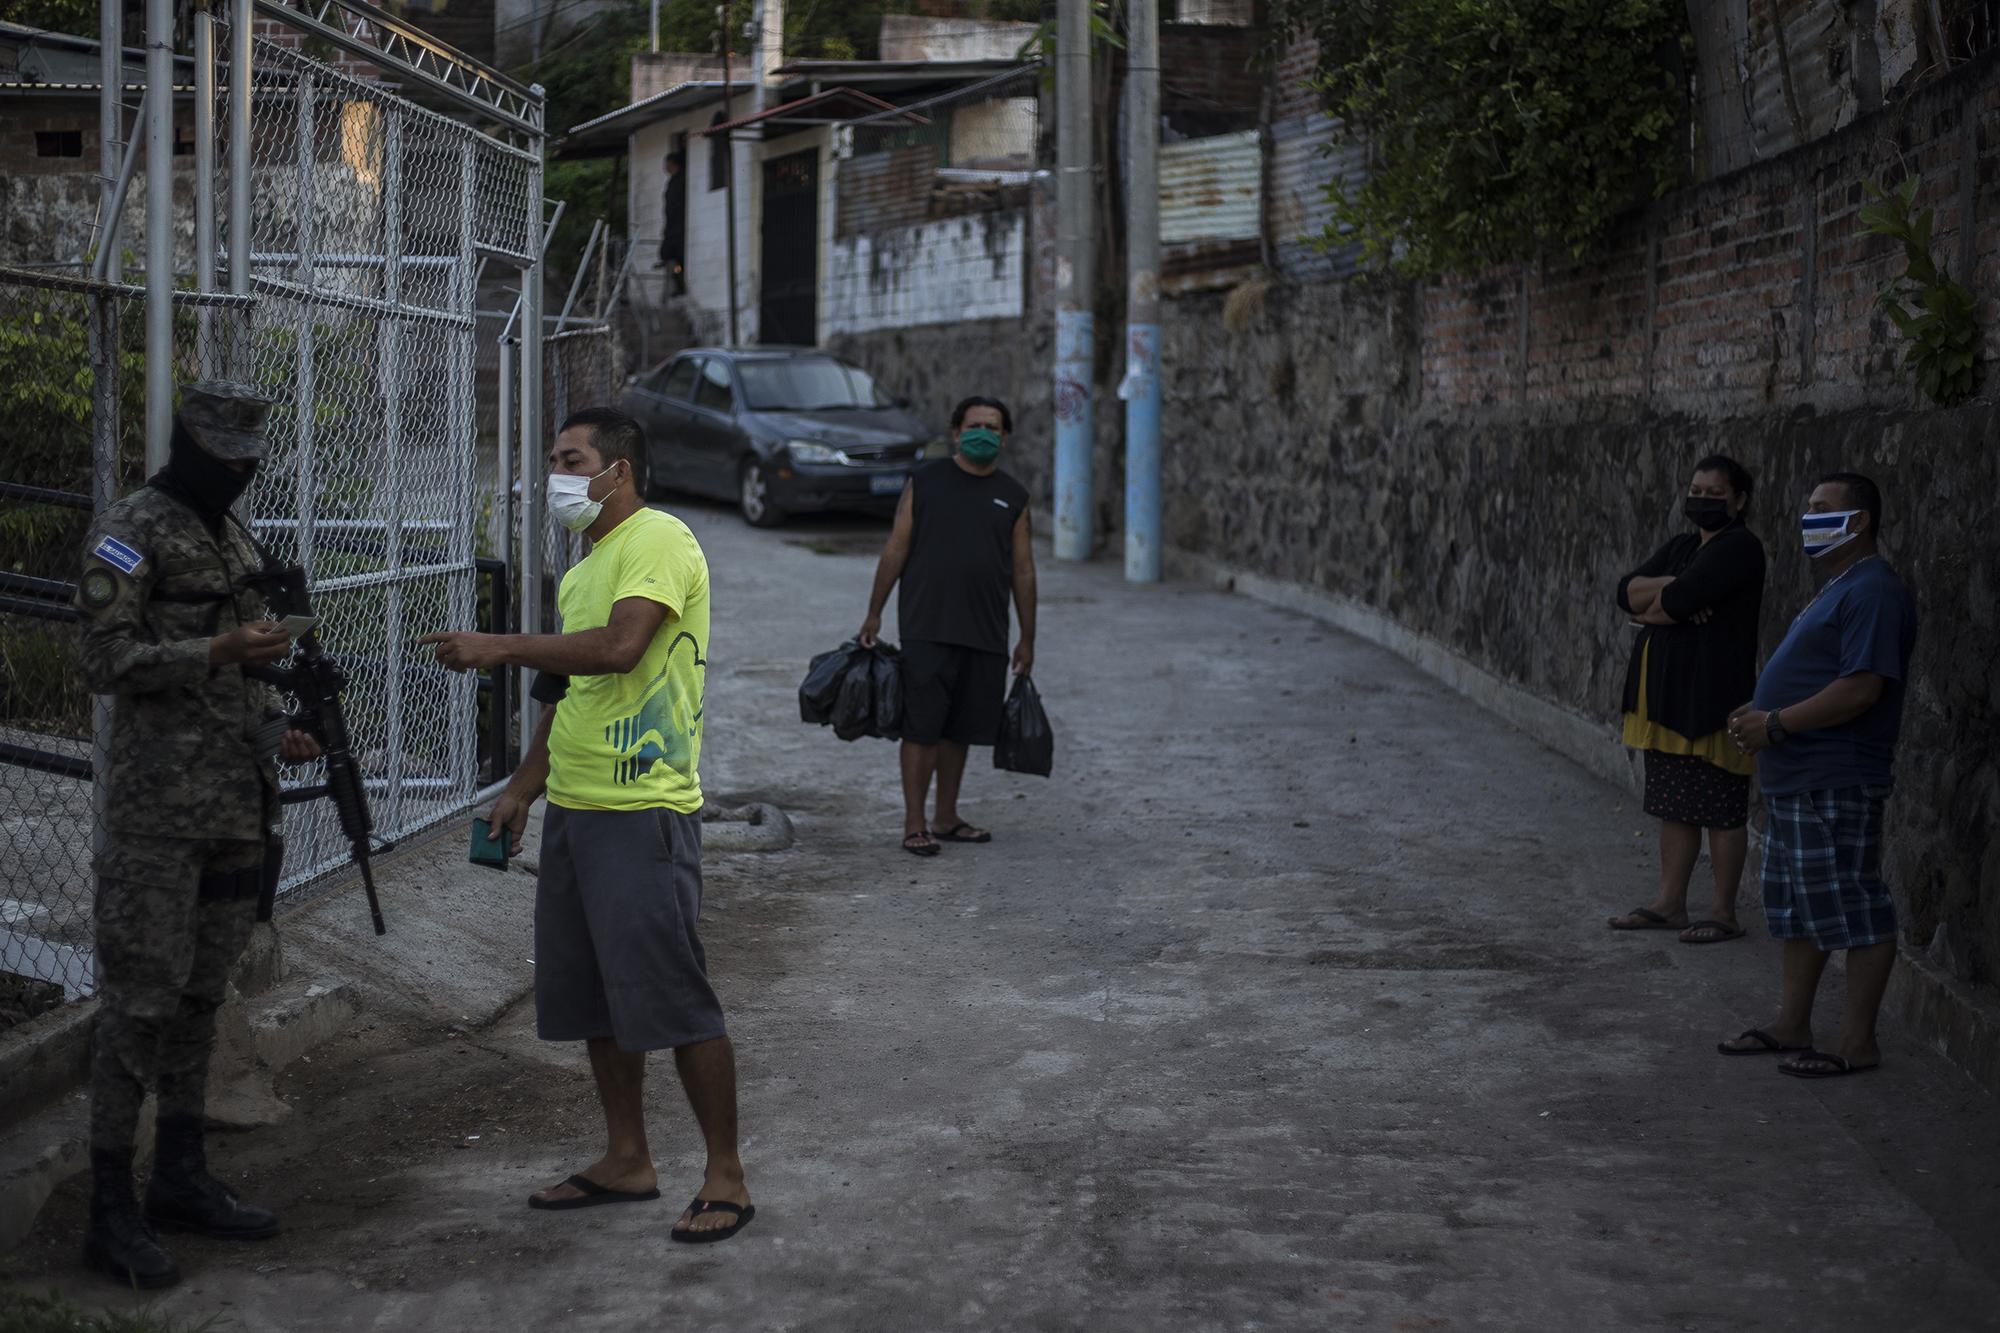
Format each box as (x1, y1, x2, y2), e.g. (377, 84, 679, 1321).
(1643, 749, 1750, 830)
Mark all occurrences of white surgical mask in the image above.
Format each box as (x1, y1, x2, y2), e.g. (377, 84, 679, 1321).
(548, 464, 616, 532)
(1801, 508, 1863, 559)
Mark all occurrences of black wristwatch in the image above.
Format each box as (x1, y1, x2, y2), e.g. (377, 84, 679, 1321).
(1764, 710, 1789, 746)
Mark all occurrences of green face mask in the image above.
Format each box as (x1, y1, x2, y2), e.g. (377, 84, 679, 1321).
(958, 426, 1002, 462)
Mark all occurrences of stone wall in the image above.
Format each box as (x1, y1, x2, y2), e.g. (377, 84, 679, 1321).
(1155, 276, 2000, 997)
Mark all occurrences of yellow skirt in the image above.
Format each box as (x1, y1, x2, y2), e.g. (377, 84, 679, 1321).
(1619, 641, 1754, 777)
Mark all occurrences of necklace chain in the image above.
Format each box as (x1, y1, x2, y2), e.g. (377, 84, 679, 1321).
(1796, 553, 1878, 621)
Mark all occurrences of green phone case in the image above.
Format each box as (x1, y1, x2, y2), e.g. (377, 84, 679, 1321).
(469, 817, 511, 869)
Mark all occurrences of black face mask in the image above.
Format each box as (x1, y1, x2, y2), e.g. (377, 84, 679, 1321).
(1683, 496, 1733, 531)
(156, 423, 257, 527)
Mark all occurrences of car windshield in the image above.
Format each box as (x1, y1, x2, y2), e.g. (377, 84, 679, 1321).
(737, 359, 888, 411)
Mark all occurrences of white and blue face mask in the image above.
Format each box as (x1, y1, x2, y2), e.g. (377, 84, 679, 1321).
(1801, 509, 1863, 559)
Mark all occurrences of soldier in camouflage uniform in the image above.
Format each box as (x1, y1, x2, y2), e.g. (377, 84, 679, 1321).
(76, 380, 321, 1288)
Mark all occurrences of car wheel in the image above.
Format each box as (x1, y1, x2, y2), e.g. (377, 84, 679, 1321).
(739, 457, 785, 528)
(644, 445, 669, 501)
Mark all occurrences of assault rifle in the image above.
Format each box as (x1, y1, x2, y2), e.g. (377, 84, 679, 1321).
(245, 559, 388, 936)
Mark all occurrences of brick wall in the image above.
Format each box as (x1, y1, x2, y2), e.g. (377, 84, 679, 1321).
(1417, 53, 2000, 420)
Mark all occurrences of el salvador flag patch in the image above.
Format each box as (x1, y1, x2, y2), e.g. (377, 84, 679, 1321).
(92, 535, 145, 575)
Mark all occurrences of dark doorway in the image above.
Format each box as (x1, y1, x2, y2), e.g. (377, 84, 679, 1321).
(759, 148, 819, 347)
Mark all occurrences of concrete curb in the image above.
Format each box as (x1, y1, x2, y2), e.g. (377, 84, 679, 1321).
(1170, 544, 2000, 1097)
(0, 1001, 95, 1129)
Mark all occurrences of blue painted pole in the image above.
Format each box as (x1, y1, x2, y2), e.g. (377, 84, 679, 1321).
(1122, 0, 1160, 582)
(1122, 322, 1160, 580)
(1054, 307, 1094, 559)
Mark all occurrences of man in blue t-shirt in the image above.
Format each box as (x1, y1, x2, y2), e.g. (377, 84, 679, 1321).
(1717, 472, 1917, 1079)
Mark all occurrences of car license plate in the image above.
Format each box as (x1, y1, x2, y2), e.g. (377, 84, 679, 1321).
(870, 473, 906, 496)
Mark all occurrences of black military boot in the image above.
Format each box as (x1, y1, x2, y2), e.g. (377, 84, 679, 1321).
(84, 1148, 180, 1288)
(144, 1114, 281, 1240)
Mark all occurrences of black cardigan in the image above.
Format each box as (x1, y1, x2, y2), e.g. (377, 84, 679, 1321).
(1615, 523, 1766, 741)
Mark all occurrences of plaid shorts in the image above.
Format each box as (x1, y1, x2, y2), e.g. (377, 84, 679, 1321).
(1761, 786, 1897, 952)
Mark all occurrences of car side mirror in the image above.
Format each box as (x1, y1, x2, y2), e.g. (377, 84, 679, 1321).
(625, 373, 638, 386)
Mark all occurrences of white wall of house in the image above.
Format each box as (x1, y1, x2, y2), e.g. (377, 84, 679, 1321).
(879, 14, 1036, 61)
(627, 92, 755, 347)
(823, 210, 1025, 337)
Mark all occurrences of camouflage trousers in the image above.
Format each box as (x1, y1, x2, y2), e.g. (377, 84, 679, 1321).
(90, 836, 263, 1153)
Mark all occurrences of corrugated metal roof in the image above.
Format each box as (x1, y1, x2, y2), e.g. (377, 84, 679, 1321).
(1160, 129, 1261, 245)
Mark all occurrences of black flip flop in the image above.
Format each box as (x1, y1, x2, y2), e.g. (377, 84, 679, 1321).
(1778, 1049, 1879, 1079)
(527, 1174, 662, 1211)
(938, 822, 992, 844)
(1680, 919, 1746, 944)
(1609, 907, 1684, 931)
(1717, 1028, 1808, 1057)
(670, 1197, 756, 1244)
(902, 831, 940, 857)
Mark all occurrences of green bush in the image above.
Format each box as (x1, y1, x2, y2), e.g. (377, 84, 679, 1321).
(1270, 0, 1688, 279)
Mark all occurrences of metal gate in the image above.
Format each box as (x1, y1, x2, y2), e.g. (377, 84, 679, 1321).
(223, 6, 543, 886)
(0, 0, 546, 1007)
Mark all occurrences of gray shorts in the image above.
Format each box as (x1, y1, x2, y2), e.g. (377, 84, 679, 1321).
(535, 804, 726, 1051)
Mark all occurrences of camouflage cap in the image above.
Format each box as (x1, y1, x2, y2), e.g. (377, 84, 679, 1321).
(178, 379, 275, 461)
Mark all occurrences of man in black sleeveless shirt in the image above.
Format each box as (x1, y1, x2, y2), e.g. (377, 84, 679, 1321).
(859, 396, 1037, 855)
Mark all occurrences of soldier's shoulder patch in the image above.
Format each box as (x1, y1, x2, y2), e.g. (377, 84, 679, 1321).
(91, 534, 146, 575)
(79, 567, 119, 609)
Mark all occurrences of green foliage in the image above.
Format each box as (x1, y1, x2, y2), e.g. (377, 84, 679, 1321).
(0, 303, 147, 582)
(1861, 175, 1982, 407)
(1269, 0, 1687, 279)
(0, 0, 96, 35)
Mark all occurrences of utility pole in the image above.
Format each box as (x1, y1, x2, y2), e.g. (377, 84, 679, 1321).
(1052, 0, 1094, 560)
(1121, 0, 1160, 582)
(720, 0, 740, 344)
(144, 0, 175, 471)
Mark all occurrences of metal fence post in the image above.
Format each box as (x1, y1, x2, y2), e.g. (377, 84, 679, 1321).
(93, 0, 127, 860)
(451, 140, 480, 798)
(380, 110, 408, 834)
(292, 70, 319, 589)
(229, 0, 251, 300)
(195, 8, 218, 370)
(521, 185, 547, 738)
(144, 0, 175, 471)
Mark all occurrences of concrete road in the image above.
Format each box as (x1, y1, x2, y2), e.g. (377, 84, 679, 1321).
(5, 498, 1997, 1331)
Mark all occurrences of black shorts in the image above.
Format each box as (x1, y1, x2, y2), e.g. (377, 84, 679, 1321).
(900, 639, 1007, 746)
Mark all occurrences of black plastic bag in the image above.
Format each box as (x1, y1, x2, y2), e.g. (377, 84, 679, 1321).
(799, 640, 862, 724)
(869, 645, 903, 740)
(993, 673, 1053, 777)
(830, 650, 877, 741)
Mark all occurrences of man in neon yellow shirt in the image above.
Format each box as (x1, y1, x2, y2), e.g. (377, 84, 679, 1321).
(419, 408, 752, 1243)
